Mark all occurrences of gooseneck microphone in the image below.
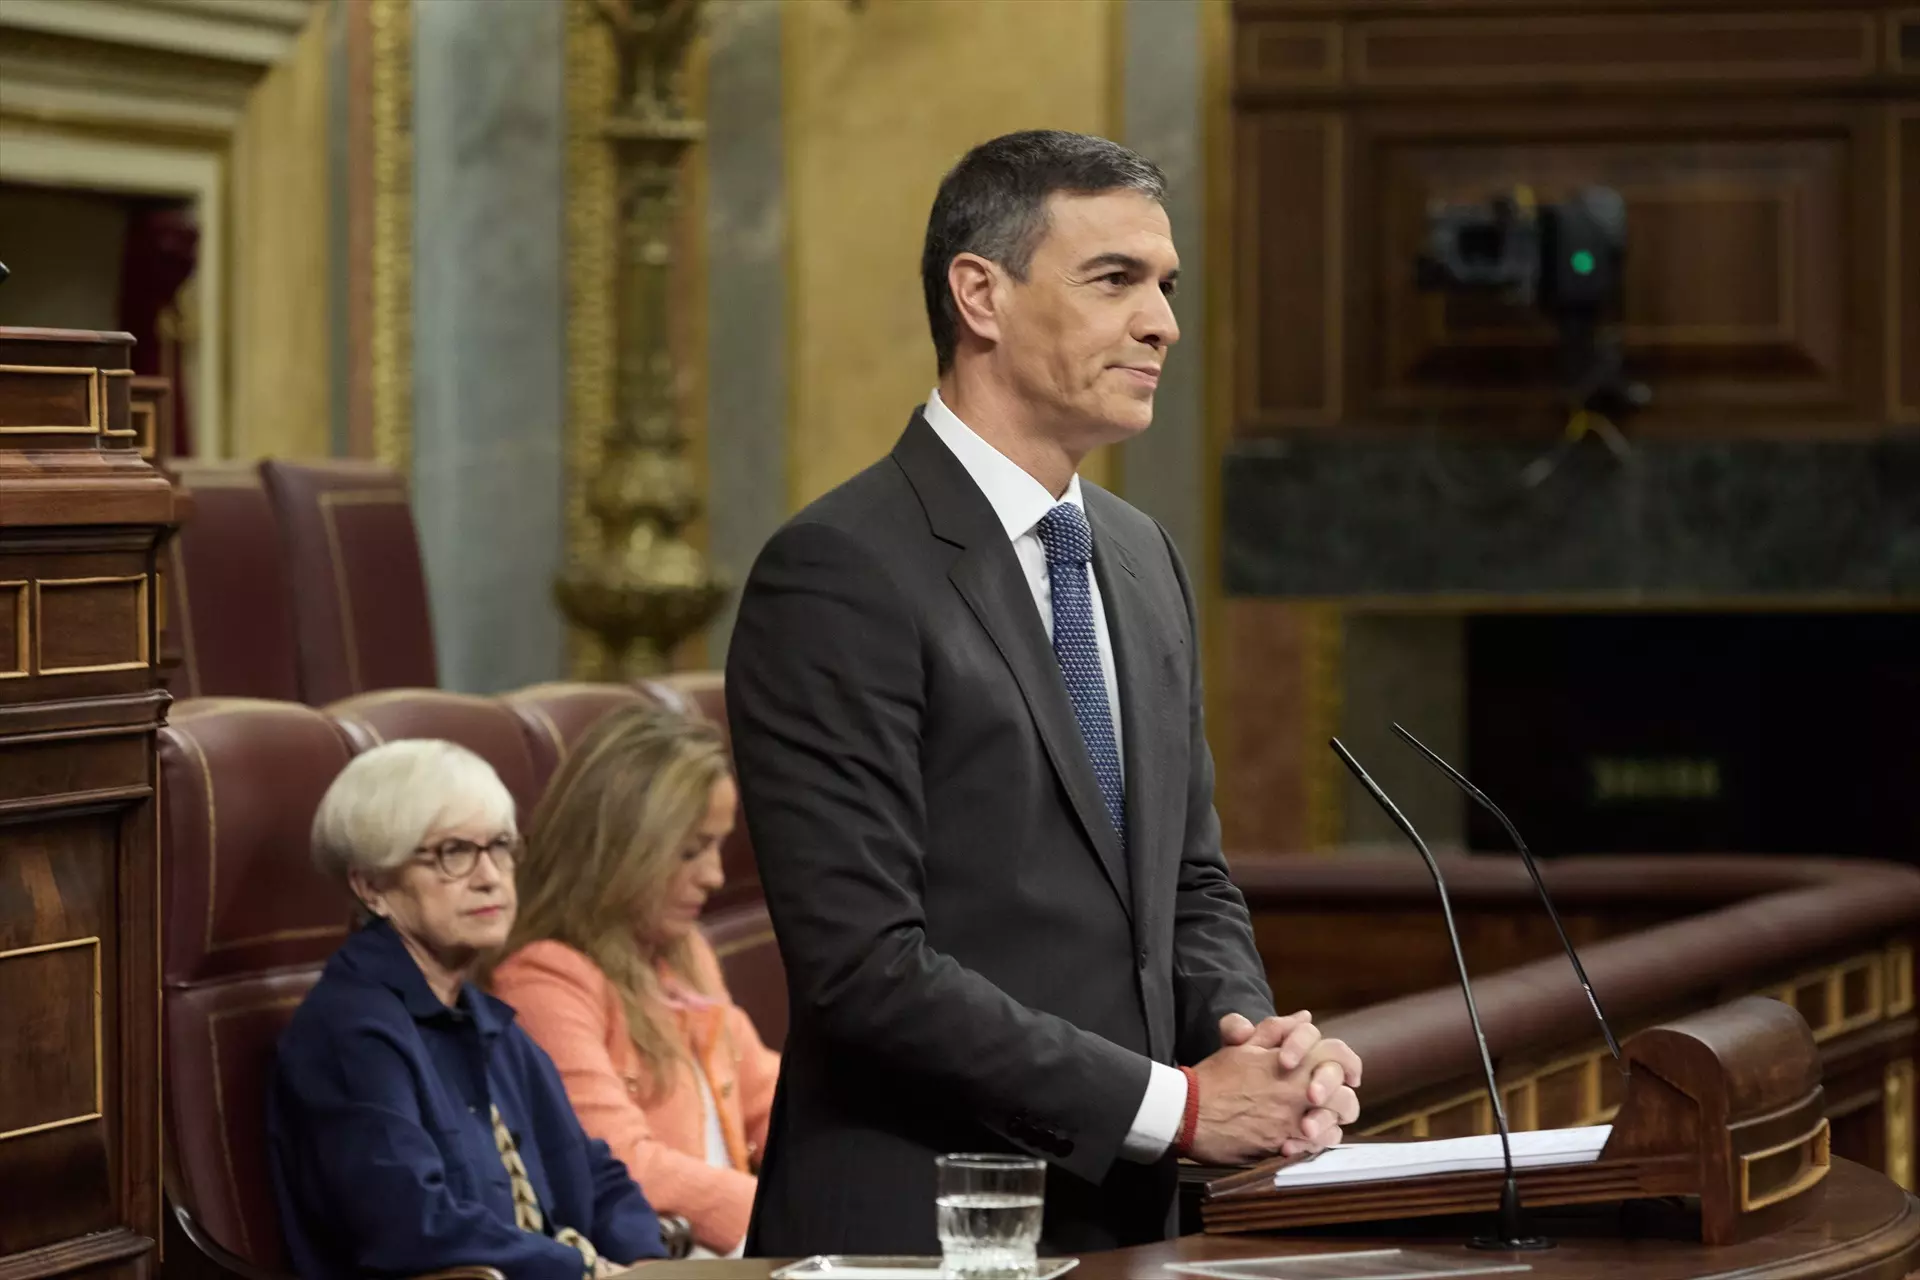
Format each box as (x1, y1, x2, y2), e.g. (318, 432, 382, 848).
(1391, 722, 1624, 1070)
(1329, 737, 1551, 1252)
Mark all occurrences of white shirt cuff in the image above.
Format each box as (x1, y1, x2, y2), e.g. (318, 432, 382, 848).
(1118, 1060, 1188, 1163)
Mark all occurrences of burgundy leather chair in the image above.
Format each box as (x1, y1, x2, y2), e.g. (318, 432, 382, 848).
(158, 699, 360, 1276)
(161, 461, 302, 702)
(500, 680, 662, 794)
(259, 459, 437, 705)
(326, 689, 546, 823)
(648, 671, 760, 912)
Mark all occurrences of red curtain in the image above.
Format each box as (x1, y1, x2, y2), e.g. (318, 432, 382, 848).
(117, 202, 199, 457)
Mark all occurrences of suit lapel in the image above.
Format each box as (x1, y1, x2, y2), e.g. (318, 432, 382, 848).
(1086, 493, 1177, 933)
(893, 415, 1133, 917)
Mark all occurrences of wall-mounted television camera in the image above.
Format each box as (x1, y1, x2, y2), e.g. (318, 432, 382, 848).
(1417, 185, 1648, 423)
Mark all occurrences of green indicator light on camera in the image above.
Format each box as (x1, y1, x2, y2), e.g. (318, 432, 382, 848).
(1570, 250, 1596, 276)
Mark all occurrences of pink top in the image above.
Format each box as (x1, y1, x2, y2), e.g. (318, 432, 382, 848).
(491, 932, 780, 1254)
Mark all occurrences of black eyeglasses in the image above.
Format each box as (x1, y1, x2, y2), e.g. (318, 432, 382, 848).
(412, 833, 521, 880)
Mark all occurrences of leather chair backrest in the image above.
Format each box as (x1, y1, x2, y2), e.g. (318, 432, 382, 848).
(168, 970, 319, 1271)
(701, 901, 787, 1053)
(159, 699, 360, 1270)
(500, 681, 661, 795)
(326, 689, 545, 824)
(161, 700, 357, 986)
(259, 459, 437, 705)
(162, 462, 302, 702)
(648, 671, 759, 912)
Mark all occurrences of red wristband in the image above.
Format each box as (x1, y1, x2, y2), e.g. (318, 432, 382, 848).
(1175, 1065, 1200, 1157)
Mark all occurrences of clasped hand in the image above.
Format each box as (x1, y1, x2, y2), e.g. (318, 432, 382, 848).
(1183, 1010, 1362, 1167)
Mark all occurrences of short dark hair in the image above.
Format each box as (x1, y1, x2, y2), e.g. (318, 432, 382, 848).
(921, 130, 1166, 374)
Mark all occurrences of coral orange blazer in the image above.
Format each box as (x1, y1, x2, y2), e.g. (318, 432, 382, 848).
(491, 933, 779, 1254)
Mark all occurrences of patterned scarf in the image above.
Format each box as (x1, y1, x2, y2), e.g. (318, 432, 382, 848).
(491, 1104, 600, 1276)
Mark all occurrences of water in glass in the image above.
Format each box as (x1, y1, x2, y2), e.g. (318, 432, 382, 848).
(936, 1154, 1045, 1277)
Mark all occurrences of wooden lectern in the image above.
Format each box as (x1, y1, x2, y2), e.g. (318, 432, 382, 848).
(1206, 997, 1834, 1246)
(0, 327, 178, 1277)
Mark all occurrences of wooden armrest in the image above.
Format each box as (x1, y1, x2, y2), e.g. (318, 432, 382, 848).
(170, 1196, 291, 1280)
(172, 1193, 506, 1280)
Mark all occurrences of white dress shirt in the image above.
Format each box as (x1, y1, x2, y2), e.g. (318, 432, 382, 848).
(923, 388, 1188, 1164)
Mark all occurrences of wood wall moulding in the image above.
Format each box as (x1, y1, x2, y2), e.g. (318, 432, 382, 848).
(1895, 105, 1920, 422)
(1232, 88, 1895, 435)
(0, 938, 103, 1143)
(1358, 110, 1868, 427)
(1238, 9, 1888, 99)
(1897, 9, 1920, 74)
(1235, 112, 1346, 428)
(1233, 1, 1908, 20)
(1238, 20, 1345, 90)
(1351, 10, 1878, 91)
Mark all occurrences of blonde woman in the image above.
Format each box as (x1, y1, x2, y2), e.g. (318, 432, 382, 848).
(489, 707, 778, 1257)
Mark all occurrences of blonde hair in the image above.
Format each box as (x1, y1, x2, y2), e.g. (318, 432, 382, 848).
(312, 739, 518, 885)
(496, 705, 732, 1101)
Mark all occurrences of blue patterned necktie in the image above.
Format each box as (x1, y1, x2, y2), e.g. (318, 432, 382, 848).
(1034, 502, 1126, 847)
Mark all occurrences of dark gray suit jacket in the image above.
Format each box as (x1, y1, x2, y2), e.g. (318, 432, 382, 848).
(726, 411, 1273, 1255)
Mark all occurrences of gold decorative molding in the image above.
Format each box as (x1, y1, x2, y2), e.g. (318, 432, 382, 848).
(0, 936, 104, 1143)
(0, 581, 28, 680)
(1768, 948, 1890, 1043)
(100, 367, 138, 438)
(1889, 942, 1914, 1017)
(1364, 942, 1914, 1144)
(368, 0, 413, 475)
(1887, 1058, 1915, 1190)
(557, 0, 725, 679)
(565, 0, 620, 671)
(0, 364, 101, 434)
(1738, 1117, 1830, 1212)
(32, 576, 152, 676)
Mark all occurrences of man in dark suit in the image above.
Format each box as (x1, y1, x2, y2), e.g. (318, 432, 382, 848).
(727, 130, 1361, 1255)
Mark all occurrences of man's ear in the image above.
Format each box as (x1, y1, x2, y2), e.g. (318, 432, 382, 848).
(947, 252, 1007, 352)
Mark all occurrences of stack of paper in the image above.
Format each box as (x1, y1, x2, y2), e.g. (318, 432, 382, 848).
(1271, 1126, 1612, 1189)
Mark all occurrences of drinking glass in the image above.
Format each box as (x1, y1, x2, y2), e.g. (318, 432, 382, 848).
(936, 1153, 1045, 1277)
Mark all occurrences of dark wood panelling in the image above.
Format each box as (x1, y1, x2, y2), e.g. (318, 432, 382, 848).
(1237, 115, 1343, 426)
(1898, 109, 1920, 420)
(0, 366, 94, 434)
(1896, 9, 1920, 72)
(0, 584, 22, 678)
(1369, 120, 1859, 425)
(1232, 4, 1908, 440)
(0, 326, 175, 1280)
(33, 579, 148, 676)
(0, 941, 98, 1137)
(1352, 12, 1877, 88)
(0, 737, 149, 809)
(1238, 20, 1342, 89)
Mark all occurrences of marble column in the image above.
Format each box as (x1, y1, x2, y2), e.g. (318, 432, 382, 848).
(1119, 0, 1207, 596)
(703, 0, 787, 667)
(411, 0, 568, 692)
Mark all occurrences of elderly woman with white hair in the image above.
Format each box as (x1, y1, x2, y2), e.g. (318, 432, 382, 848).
(267, 739, 669, 1280)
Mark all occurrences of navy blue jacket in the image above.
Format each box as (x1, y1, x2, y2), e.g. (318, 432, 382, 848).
(268, 920, 665, 1279)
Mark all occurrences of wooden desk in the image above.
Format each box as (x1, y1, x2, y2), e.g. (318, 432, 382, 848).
(634, 1160, 1920, 1280)
(1, 327, 177, 1278)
